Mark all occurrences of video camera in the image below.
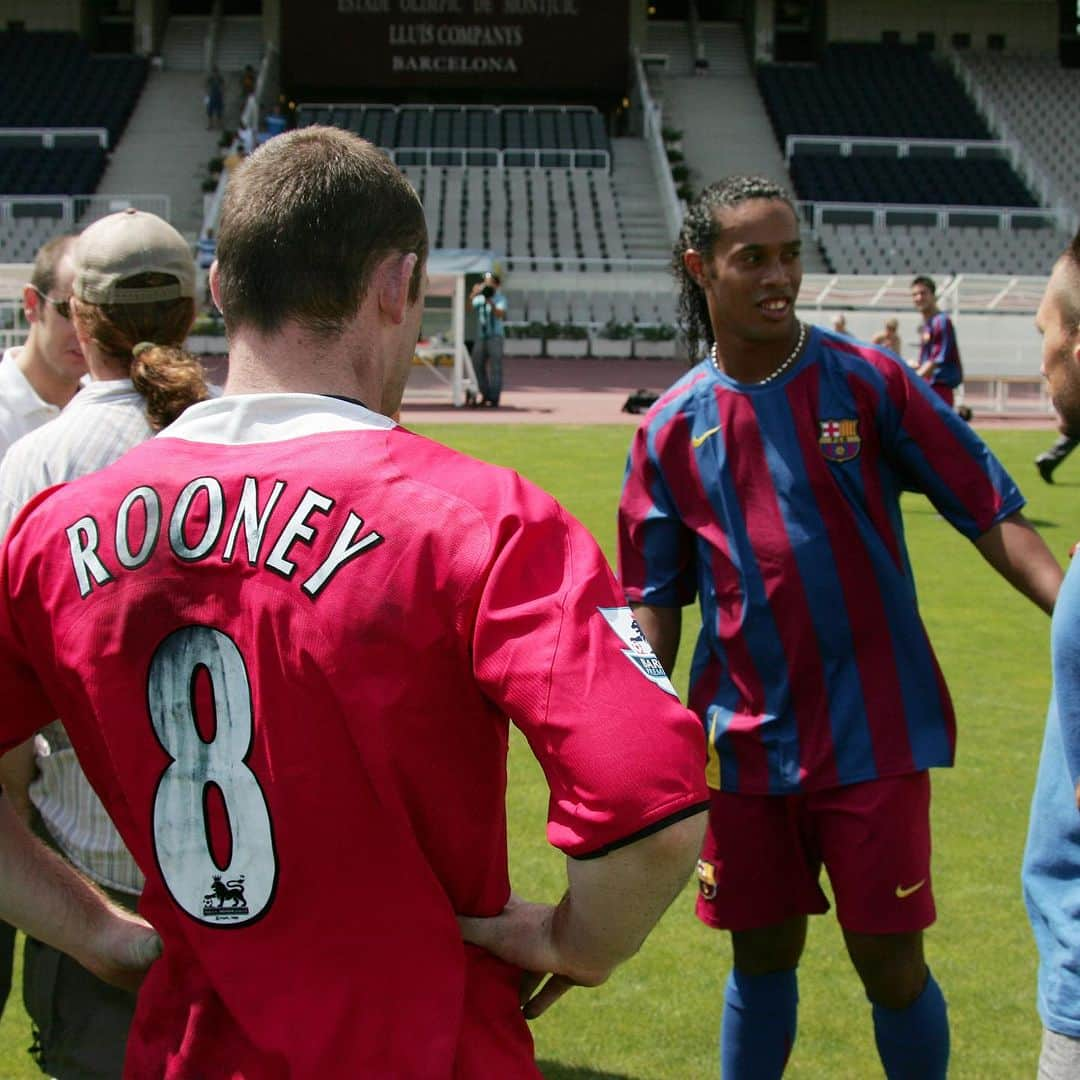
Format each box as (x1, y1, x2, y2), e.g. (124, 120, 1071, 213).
(481, 284, 495, 299)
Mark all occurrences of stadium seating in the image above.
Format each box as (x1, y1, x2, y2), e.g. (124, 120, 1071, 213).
(790, 155, 1036, 208)
(0, 148, 107, 198)
(757, 43, 989, 142)
(816, 222, 1069, 276)
(0, 30, 148, 146)
(399, 164, 627, 268)
(297, 104, 612, 168)
(953, 51, 1080, 213)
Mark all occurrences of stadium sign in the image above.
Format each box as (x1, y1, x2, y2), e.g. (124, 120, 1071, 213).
(282, 0, 630, 96)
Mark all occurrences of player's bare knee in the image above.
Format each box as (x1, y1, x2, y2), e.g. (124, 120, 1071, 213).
(731, 917, 807, 975)
(844, 930, 927, 1008)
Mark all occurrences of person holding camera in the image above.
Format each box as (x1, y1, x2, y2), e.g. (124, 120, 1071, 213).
(470, 272, 507, 407)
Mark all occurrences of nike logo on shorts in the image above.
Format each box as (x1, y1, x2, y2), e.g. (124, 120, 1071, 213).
(895, 880, 926, 899)
(692, 425, 722, 448)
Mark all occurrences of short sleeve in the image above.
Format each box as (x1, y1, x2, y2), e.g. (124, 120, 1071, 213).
(470, 482, 707, 857)
(1052, 559, 1080, 789)
(0, 531, 57, 754)
(876, 360, 1023, 538)
(617, 418, 697, 607)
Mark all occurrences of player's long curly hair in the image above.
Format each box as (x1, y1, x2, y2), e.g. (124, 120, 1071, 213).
(672, 176, 796, 363)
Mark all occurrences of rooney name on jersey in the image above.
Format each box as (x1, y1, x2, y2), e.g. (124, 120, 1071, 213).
(63, 476, 383, 600)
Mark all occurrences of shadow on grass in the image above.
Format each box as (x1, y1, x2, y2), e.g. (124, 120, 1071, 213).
(538, 1063, 643, 1080)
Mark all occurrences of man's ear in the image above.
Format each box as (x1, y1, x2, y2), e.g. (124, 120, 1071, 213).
(378, 253, 419, 325)
(22, 284, 41, 325)
(683, 249, 706, 288)
(208, 261, 222, 311)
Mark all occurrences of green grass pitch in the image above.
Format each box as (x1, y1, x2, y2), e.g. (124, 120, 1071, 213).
(0, 425, 1070, 1078)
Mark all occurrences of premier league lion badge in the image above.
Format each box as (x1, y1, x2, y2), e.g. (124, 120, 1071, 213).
(818, 418, 861, 462)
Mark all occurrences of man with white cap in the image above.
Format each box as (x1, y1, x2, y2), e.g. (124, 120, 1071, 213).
(0, 207, 207, 1078)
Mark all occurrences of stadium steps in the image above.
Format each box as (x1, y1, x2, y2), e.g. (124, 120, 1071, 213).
(644, 19, 695, 76)
(93, 68, 222, 239)
(655, 29, 828, 273)
(610, 138, 670, 260)
(698, 22, 748, 77)
(215, 16, 262, 73)
(161, 16, 210, 73)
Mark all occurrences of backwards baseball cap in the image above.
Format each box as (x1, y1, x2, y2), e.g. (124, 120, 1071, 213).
(74, 208, 196, 305)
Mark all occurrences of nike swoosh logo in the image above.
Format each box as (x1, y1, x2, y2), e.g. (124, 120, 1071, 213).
(895, 880, 926, 899)
(692, 425, 722, 448)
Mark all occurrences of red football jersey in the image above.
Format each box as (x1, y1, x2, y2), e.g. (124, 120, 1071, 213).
(0, 395, 707, 1078)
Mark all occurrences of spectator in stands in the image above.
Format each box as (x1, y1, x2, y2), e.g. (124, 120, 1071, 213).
(912, 276, 963, 407)
(205, 67, 225, 131)
(831, 312, 848, 335)
(1024, 228, 1080, 1080)
(264, 103, 288, 140)
(0, 235, 85, 458)
(1035, 430, 1078, 484)
(872, 316, 903, 358)
(240, 64, 256, 99)
(470, 271, 508, 407)
(0, 208, 209, 1080)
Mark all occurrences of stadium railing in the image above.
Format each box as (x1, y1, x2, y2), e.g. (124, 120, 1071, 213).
(630, 47, 683, 245)
(0, 128, 109, 150)
(0, 194, 171, 227)
(797, 200, 1069, 232)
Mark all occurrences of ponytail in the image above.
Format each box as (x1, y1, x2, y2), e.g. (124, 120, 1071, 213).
(130, 342, 210, 431)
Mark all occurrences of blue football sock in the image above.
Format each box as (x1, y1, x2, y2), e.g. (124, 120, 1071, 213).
(720, 967, 798, 1079)
(871, 969, 949, 1080)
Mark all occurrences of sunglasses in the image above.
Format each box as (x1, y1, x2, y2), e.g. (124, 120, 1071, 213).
(32, 287, 71, 320)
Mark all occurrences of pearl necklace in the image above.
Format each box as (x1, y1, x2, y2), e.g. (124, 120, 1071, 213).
(710, 321, 807, 385)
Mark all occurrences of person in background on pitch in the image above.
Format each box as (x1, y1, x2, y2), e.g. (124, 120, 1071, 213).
(0, 208, 208, 1079)
(618, 175, 1063, 1080)
(1035, 427, 1078, 484)
(872, 316, 904, 360)
(1024, 230, 1080, 1079)
(830, 312, 847, 335)
(0, 127, 708, 1077)
(470, 270, 507, 407)
(911, 275, 963, 407)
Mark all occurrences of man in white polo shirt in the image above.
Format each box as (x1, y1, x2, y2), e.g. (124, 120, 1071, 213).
(0, 236, 86, 458)
(0, 234, 85, 1033)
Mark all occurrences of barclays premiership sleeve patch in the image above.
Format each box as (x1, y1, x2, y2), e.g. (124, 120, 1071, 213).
(598, 606, 678, 698)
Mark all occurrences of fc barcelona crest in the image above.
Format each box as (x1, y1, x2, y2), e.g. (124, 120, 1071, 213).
(818, 418, 861, 462)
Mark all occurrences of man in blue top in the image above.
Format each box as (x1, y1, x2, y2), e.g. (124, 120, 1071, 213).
(470, 272, 507, 408)
(1025, 229, 1080, 1079)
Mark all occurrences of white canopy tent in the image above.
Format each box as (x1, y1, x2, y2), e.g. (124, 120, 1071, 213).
(408, 248, 495, 407)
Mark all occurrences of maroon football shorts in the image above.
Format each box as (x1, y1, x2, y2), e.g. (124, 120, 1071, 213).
(694, 771, 935, 935)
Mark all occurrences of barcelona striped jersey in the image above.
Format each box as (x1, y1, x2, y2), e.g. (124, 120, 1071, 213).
(618, 325, 1022, 794)
(918, 311, 963, 389)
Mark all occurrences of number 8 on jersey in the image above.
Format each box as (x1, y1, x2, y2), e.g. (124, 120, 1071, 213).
(148, 625, 278, 927)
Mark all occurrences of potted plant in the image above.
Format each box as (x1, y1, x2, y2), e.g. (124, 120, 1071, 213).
(634, 323, 677, 359)
(544, 322, 589, 358)
(503, 321, 545, 356)
(591, 319, 635, 358)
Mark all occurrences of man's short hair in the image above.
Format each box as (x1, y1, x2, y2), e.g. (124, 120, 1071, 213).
(29, 235, 75, 296)
(911, 275, 936, 294)
(216, 126, 428, 338)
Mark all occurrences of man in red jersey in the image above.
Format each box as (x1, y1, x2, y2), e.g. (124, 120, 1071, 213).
(0, 126, 708, 1078)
